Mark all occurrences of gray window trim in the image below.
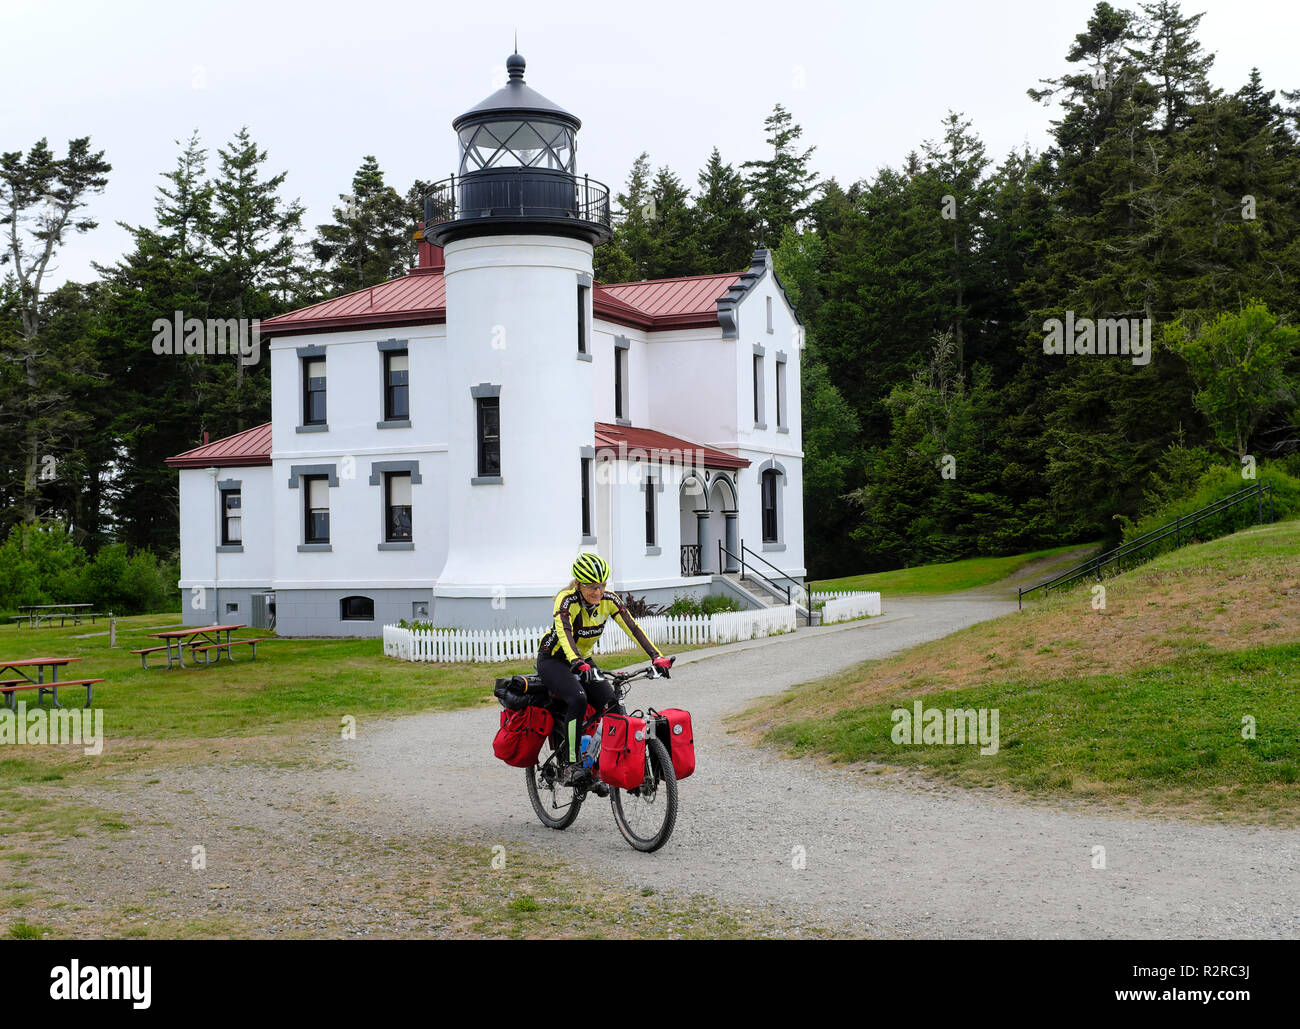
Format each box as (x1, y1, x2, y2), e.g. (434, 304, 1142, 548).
(614, 335, 631, 351)
(372, 463, 419, 545)
(471, 475, 504, 485)
(377, 419, 412, 429)
(217, 478, 242, 490)
(577, 352, 593, 362)
(616, 417, 632, 427)
(288, 464, 339, 487)
(296, 423, 328, 433)
(576, 272, 593, 287)
(581, 535, 598, 545)
(641, 472, 663, 548)
(216, 545, 244, 554)
(758, 458, 786, 544)
(753, 349, 766, 429)
(376, 338, 408, 352)
(752, 343, 766, 357)
(296, 344, 327, 358)
(579, 446, 595, 459)
(368, 460, 423, 485)
(297, 543, 332, 552)
(645, 546, 662, 556)
(776, 351, 788, 429)
(470, 382, 501, 399)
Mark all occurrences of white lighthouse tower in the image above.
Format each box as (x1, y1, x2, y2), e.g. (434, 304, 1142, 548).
(426, 52, 612, 626)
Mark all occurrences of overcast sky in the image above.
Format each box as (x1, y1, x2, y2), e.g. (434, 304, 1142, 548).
(4, 0, 1297, 290)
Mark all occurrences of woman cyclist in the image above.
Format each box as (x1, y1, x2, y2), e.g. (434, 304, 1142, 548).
(538, 552, 673, 785)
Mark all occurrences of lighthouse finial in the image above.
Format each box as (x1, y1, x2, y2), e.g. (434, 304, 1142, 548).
(514, 30, 517, 54)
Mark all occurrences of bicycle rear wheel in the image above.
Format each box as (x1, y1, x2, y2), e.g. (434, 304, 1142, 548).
(526, 734, 583, 830)
(611, 737, 677, 852)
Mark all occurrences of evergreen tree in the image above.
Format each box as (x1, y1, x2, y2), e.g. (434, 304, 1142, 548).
(694, 148, 756, 272)
(743, 104, 818, 243)
(313, 156, 411, 294)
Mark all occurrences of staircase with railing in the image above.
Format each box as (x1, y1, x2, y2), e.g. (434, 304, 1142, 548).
(1018, 481, 1275, 609)
(717, 539, 813, 623)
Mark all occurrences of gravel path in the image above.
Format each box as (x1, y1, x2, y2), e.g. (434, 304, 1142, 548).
(309, 594, 1300, 938)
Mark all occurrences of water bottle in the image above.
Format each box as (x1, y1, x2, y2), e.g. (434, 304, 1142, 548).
(580, 734, 594, 769)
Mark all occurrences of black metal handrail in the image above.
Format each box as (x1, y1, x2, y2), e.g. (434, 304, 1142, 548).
(717, 539, 795, 606)
(423, 170, 611, 228)
(1018, 481, 1275, 608)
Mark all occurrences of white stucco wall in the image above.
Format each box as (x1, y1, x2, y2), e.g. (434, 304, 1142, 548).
(177, 465, 274, 591)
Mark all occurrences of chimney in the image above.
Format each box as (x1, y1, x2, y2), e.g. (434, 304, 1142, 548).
(203, 431, 209, 445)
(414, 222, 445, 272)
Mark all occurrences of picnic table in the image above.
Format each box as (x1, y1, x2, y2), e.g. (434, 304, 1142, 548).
(133, 624, 268, 669)
(0, 657, 104, 709)
(13, 603, 96, 629)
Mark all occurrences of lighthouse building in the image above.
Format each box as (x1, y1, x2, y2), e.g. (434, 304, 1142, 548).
(167, 54, 807, 636)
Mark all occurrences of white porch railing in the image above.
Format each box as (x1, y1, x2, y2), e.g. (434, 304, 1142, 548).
(382, 604, 800, 663)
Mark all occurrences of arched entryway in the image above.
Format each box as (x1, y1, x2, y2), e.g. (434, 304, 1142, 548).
(678, 472, 739, 576)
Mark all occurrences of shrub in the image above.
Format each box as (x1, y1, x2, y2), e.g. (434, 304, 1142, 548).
(667, 593, 741, 616)
(1120, 463, 1300, 551)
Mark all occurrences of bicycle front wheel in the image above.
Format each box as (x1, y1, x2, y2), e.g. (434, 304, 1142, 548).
(526, 735, 583, 830)
(611, 736, 677, 852)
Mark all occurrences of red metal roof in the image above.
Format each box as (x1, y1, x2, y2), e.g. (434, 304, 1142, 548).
(166, 423, 272, 468)
(260, 269, 448, 338)
(599, 273, 741, 320)
(165, 420, 749, 471)
(594, 422, 749, 470)
(258, 267, 743, 338)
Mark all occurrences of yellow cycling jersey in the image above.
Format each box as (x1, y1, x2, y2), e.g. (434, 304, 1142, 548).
(539, 587, 661, 663)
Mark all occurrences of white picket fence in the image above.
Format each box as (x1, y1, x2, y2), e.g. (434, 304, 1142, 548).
(382, 604, 799, 663)
(818, 591, 882, 623)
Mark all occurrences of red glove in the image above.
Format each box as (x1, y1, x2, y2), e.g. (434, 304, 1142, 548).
(653, 656, 672, 670)
(570, 659, 592, 675)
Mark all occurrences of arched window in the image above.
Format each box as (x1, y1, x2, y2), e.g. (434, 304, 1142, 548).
(761, 470, 779, 542)
(340, 596, 374, 621)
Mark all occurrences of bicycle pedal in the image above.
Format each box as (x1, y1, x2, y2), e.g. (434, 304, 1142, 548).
(591, 782, 609, 798)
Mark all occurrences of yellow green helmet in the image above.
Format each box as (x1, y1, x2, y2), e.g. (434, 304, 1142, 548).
(572, 552, 610, 585)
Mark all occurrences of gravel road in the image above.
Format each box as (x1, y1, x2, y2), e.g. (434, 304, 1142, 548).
(313, 594, 1300, 938)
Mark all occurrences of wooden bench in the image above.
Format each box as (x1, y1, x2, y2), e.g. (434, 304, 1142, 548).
(1, 678, 104, 708)
(190, 638, 269, 666)
(130, 645, 173, 669)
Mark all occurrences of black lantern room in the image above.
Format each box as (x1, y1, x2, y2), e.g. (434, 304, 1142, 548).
(425, 53, 612, 247)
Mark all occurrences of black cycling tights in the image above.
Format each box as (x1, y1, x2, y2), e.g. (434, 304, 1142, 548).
(537, 654, 615, 763)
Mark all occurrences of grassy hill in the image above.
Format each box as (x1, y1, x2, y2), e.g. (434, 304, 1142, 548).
(735, 519, 1300, 824)
(811, 542, 1095, 595)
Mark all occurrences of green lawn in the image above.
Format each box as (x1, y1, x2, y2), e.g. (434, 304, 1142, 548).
(0, 614, 683, 743)
(811, 543, 1093, 595)
(744, 519, 1300, 822)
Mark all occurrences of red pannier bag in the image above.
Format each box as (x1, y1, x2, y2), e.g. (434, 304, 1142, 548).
(650, 708, 695, 780)
(493, 706, 553, 767)
(598, 712, 648, 790)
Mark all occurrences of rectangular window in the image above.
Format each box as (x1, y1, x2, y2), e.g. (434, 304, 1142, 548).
(577, 285, 588, 354)
(753, 354, 763, 424)
(776, 360, 787, 428)
(385, 472, 412, 542)
(384, 351, 409, 421)
(303, 357, 327, 425)
(220, 488, 242, 545)
(304, 475, 330, 543)
(581, 457, 592, 537)
(341, 596, 374, 621)
(614, 348, 627, 420)
(766, 296, 774, 333)
(762, 472, 778, 542)
(645, 476, 656, 546)
(477, 397, 500, 477)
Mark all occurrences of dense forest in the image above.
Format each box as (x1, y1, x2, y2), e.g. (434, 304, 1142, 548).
(3, 0, 1298, 593)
